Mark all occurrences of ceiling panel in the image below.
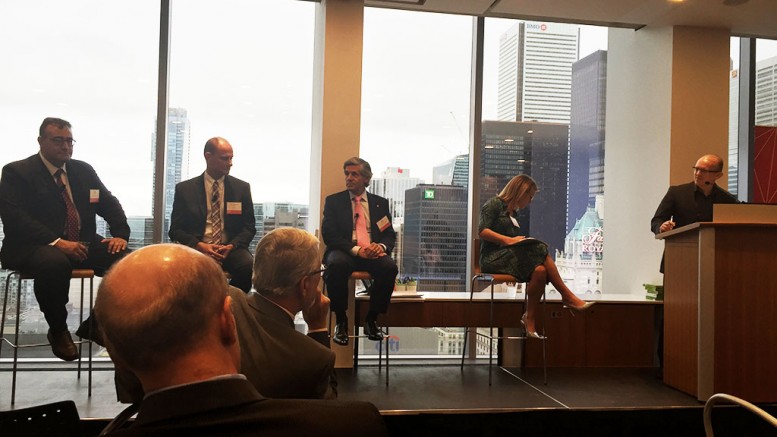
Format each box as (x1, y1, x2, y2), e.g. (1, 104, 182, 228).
(365, 0, 777, 39)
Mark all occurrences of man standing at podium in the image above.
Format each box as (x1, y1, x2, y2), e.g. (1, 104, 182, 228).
(650, 153, 738, 368)
(651, 154, 738, 269)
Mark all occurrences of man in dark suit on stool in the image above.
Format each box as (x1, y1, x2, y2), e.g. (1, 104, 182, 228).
(169, 137, 256, 292)
(95, 244, 388, 436)
(0, 117, 130, 361)
(321, 157, 398, 346)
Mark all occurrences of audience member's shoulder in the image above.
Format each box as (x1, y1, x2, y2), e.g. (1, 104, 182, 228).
(263, 398, 388, 436)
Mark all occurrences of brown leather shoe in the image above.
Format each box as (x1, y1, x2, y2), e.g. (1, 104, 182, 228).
(47, 330, 79, 361)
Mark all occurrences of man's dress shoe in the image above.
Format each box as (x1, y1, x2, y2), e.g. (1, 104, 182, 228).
(333, 321, 349, 346)
(363, 319, 384, 341)
(76, 315, 105, 346)
(48, 330, 79, 361)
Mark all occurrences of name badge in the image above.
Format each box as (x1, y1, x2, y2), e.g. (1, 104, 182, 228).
(377, 216, 391, 232)
(89, 189, 100, 203)
(510, 216, 520, 228)
(226, 202, 242, 214)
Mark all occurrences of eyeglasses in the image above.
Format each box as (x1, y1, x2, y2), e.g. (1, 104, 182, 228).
(693, 166, 721, 174)
(46, 136, 76, 145)
(307, 265, 327, 277)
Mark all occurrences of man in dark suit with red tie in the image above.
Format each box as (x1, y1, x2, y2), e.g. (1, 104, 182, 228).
(321, 157, 398, 345)
(169, 137, 256, 292)
(0, 117, 130, 361)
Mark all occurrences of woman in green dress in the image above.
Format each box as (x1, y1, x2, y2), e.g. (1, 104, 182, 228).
(479, 174, 593, 338)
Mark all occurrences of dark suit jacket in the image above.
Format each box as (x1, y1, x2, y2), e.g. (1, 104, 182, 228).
(0, 154, 129, 261)
(650, 182, 738, 234)
(321, 190, 395, 258)
(169, 173, 256, 249)
(108, 377, 388, 436)
(650, 181, 738, 272)
(231, 288, 337, 400)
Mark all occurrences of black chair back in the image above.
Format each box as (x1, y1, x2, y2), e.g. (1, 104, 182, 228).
(0, 400, 81, 437)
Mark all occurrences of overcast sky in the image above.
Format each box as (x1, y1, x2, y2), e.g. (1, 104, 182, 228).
(1, 1, 774, 216)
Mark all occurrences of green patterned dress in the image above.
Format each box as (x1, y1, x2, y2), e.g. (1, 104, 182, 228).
(478, 197, 548, 282)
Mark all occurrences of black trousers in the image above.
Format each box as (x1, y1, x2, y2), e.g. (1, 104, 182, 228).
(1, 238, 128, 332)
(323, 250, 397, 316)
(221, 247, 254, 293)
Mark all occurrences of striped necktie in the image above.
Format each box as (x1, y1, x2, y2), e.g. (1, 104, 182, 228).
(210, 180, 223, 244)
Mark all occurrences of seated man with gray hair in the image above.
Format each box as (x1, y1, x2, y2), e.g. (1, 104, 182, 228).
(96, 244, 387, 436)
(230, 227, 337, 399)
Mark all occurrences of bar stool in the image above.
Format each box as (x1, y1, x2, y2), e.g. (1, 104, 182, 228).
(1, 269, 95, 405)
(460, 240, 547, 386)
(325, 270, 392, 385)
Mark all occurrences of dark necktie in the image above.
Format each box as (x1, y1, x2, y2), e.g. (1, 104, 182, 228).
(54, 168, 80, 241)
(210, 180, 223, 244)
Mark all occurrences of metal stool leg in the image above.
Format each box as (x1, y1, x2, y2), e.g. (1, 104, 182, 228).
(12, 272, 22, 405)
(460, 274, 479, 369)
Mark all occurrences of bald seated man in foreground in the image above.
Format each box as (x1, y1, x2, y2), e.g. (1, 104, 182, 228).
(95, 244, 388, 436)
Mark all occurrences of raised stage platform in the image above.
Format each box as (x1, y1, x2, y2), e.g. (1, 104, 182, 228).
(2, 363, 775, 436)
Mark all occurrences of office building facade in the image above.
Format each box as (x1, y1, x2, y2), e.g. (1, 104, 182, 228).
(369, 167, 422, 223)
(481, 121, 569, 253)
(568, 50, 607, 232)
(497, 21, 579, 123)
(402, 184, 468, 292)
(151, 107, 191, 242)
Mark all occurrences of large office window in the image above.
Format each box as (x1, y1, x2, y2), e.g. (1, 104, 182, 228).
(0, 1, 160, 348)
(169, 0, 315, 252)
(483, 19, 608, 300)
(360, 8, 472, 356)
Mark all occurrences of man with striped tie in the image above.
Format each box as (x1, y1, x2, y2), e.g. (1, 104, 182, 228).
(169, 137, 256, 292)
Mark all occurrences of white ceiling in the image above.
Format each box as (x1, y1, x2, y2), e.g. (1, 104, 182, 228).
(366, 0, 777, 39)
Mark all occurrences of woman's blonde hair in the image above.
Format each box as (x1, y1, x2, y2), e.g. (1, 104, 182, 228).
(498, 174, 538, 208)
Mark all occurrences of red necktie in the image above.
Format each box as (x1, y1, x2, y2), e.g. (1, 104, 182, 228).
(353, 196, 370, 248)
(54, 169, 80, 241)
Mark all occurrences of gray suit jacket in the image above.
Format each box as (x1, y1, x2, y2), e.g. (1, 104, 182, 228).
(230, 288, 337, 399)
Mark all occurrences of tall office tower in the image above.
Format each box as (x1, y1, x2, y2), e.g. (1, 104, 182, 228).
(151, 107, 191, 242)
(250, 203, 266, 255)
(432, 154, 469, 188)
(755, 55, 777, 126)
(0, 217, 4, 252)
(370, 167, 422, 224)
(402, 184, 468, 292)
(728, 67, 739, 195)
(126, 216, 154, 250)
(568, 50, 607, 232)
(481, 120, 569, 253)
(496, 21, 579, 123)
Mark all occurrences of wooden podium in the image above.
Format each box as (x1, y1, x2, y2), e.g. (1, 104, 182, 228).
(657, 222, 777, 402)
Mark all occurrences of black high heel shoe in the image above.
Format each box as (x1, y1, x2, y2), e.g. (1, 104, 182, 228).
(520, 313, 544, 339)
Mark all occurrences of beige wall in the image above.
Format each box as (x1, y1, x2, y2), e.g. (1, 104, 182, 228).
(310, 0, 364, 237)
(603, 26, 730, 294)
(310, 0, 365, 368)
(670, 27, 731, 186)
